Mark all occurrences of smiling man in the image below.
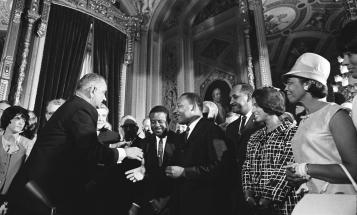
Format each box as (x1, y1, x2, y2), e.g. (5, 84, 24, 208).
(225, 83, 264, 215)
(8, 73, 143, 215)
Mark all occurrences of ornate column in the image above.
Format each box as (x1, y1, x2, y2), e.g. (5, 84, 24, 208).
(119, 16, 141, 120)
(238, 0, 255, 89)
(247, 0, 272, 86)
(0, 0, 25, 101)
(23, 0, 51, 109)
(13, 7, 41, 105)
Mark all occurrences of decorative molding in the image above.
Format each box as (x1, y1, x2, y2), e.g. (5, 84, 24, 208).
(52, 0, 142, 36)
(13, 0, 25, 24)
(37, 0, 51, 37)
(13, 11, 40, 105)
(0, 79, 8, 100)
(0, 56, 13, 79)
(0, 0, 12, 30)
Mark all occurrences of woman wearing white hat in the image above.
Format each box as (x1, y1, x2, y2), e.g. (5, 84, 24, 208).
(283, 53, 357, 197)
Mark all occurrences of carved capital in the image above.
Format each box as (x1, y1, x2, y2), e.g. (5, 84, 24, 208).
(37, 0, 52, 37)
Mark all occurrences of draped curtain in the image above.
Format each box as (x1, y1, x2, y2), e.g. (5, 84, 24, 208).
(34, 4, 91, 126)
(93, 19, 127, 132)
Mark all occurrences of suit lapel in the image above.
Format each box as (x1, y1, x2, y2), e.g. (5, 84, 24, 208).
(186, 119, 203, 144)
(240, 115, 254, 133)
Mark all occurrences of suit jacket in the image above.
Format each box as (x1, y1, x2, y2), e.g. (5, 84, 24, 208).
(170, 118, 228, 215)
(140, 131, 177, 215)
(94, 137, 144, 215)
(8, 96, 119, 215)
(225, 114, 263, 215)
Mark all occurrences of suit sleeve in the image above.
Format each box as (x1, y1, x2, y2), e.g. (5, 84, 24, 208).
(183, 126, 227, 181)
(69, 108, 118, 165)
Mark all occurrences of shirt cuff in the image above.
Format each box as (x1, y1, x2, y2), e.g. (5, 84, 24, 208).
(116, 148, 126, 163)
(132, 202, 141, 208)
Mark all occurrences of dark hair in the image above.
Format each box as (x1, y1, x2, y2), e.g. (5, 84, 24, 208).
(252, 86, 285, 116)
(149, 105, 171, 123)
(1, 106, 29, 130)
(21, 111, 39, 140)
(235, 83, 254, 100)
(283, 75, 327, 98)
(181, 92, 203, 112)
(337, 20, 357, 55)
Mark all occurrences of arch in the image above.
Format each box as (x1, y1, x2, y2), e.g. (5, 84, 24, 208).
(203, 79, 231, 109)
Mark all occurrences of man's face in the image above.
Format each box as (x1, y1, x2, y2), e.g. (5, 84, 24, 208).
(229, 86, 251, 115)
(342, 52, 357, 79)
(174, 96, 193, 125)
(284, 77, 305, 104)
(92, 81, 107, 108)
(45, 103, 61, 121)
(0, 103, 10, 120)
(212, 88, 221, 103)
(97, 108, 108, 130)
(149, 112, 168, 137)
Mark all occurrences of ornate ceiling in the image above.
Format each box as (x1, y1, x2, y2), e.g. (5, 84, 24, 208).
(120, 0, 350, 87)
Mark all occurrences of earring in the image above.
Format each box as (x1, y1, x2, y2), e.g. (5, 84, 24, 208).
(303, 85, 308, 91)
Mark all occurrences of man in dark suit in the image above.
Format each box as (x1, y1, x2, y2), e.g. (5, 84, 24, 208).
(7, 73, 143, 215)
(165, 92, 228, 215)
(225, 83, 264, 215)
(136, 105, 177, 215)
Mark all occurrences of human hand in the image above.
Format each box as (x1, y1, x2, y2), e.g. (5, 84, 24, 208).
(125, 165, 146, 183)
(244, 191, 257, 208)
(124, 147, 143, 161)
(286, 167, 308, 187)
(0, 202, 8, 215)
(258, 198, 271, 210)
(128, 203, 140, 215)
(149, 199, 161, 214)
(165, 166, 184, 178)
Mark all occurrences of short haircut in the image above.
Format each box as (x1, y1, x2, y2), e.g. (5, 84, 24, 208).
(337, 20, 357, 54)
(149, 105, 170, 123)
(284, 75, 327, 99)
(180, 92, 203, 112)
(1, 106, 29, 130)
(47, 98, 66, 109)
(77, 73, 105, 90)
(252, 86, 286, 116)
(234, 83, 254, 100)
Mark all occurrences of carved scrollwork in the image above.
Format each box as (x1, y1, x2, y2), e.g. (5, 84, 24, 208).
(52, 0, 143, 37)
(13, 0, 25, 24)
(37, 0, 51, 37)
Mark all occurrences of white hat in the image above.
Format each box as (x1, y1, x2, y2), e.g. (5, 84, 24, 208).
(283, 53, 330, 85)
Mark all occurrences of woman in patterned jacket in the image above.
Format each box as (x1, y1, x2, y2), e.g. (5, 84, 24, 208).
(242, 87, 300, 215)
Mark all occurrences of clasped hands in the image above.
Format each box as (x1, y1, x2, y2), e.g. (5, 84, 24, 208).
(244, 191, 271, 211)
(125, 157, 146, 183)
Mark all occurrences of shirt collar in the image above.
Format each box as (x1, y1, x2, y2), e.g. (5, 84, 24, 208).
(187, 117, 202, 138)
(243, 110, 253, 123)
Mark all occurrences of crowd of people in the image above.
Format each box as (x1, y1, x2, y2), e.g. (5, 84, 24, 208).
(0, 21, 356, 215)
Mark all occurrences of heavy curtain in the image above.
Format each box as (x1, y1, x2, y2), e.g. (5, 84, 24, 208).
(34, 4, 91, 126)
(93, 19, 127, 132)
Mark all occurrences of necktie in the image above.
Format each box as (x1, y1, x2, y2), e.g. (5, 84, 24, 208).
(158, 138, 164, 167)
(239, 115, 247, 133)
(184, 126, 190, 141)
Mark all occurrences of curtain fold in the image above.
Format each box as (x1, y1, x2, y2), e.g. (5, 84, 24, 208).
(34, 4, 91, 126)
(93, 19, 127, 132)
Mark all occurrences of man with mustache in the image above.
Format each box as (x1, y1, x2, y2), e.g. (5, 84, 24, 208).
(225, 83, 263, 215)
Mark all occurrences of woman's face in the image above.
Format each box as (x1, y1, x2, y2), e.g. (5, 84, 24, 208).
(284, 77, 306, 104)
(252, 98, 269, 123)
(7, 114, 26, 133)
(342, 52, 357, 79)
